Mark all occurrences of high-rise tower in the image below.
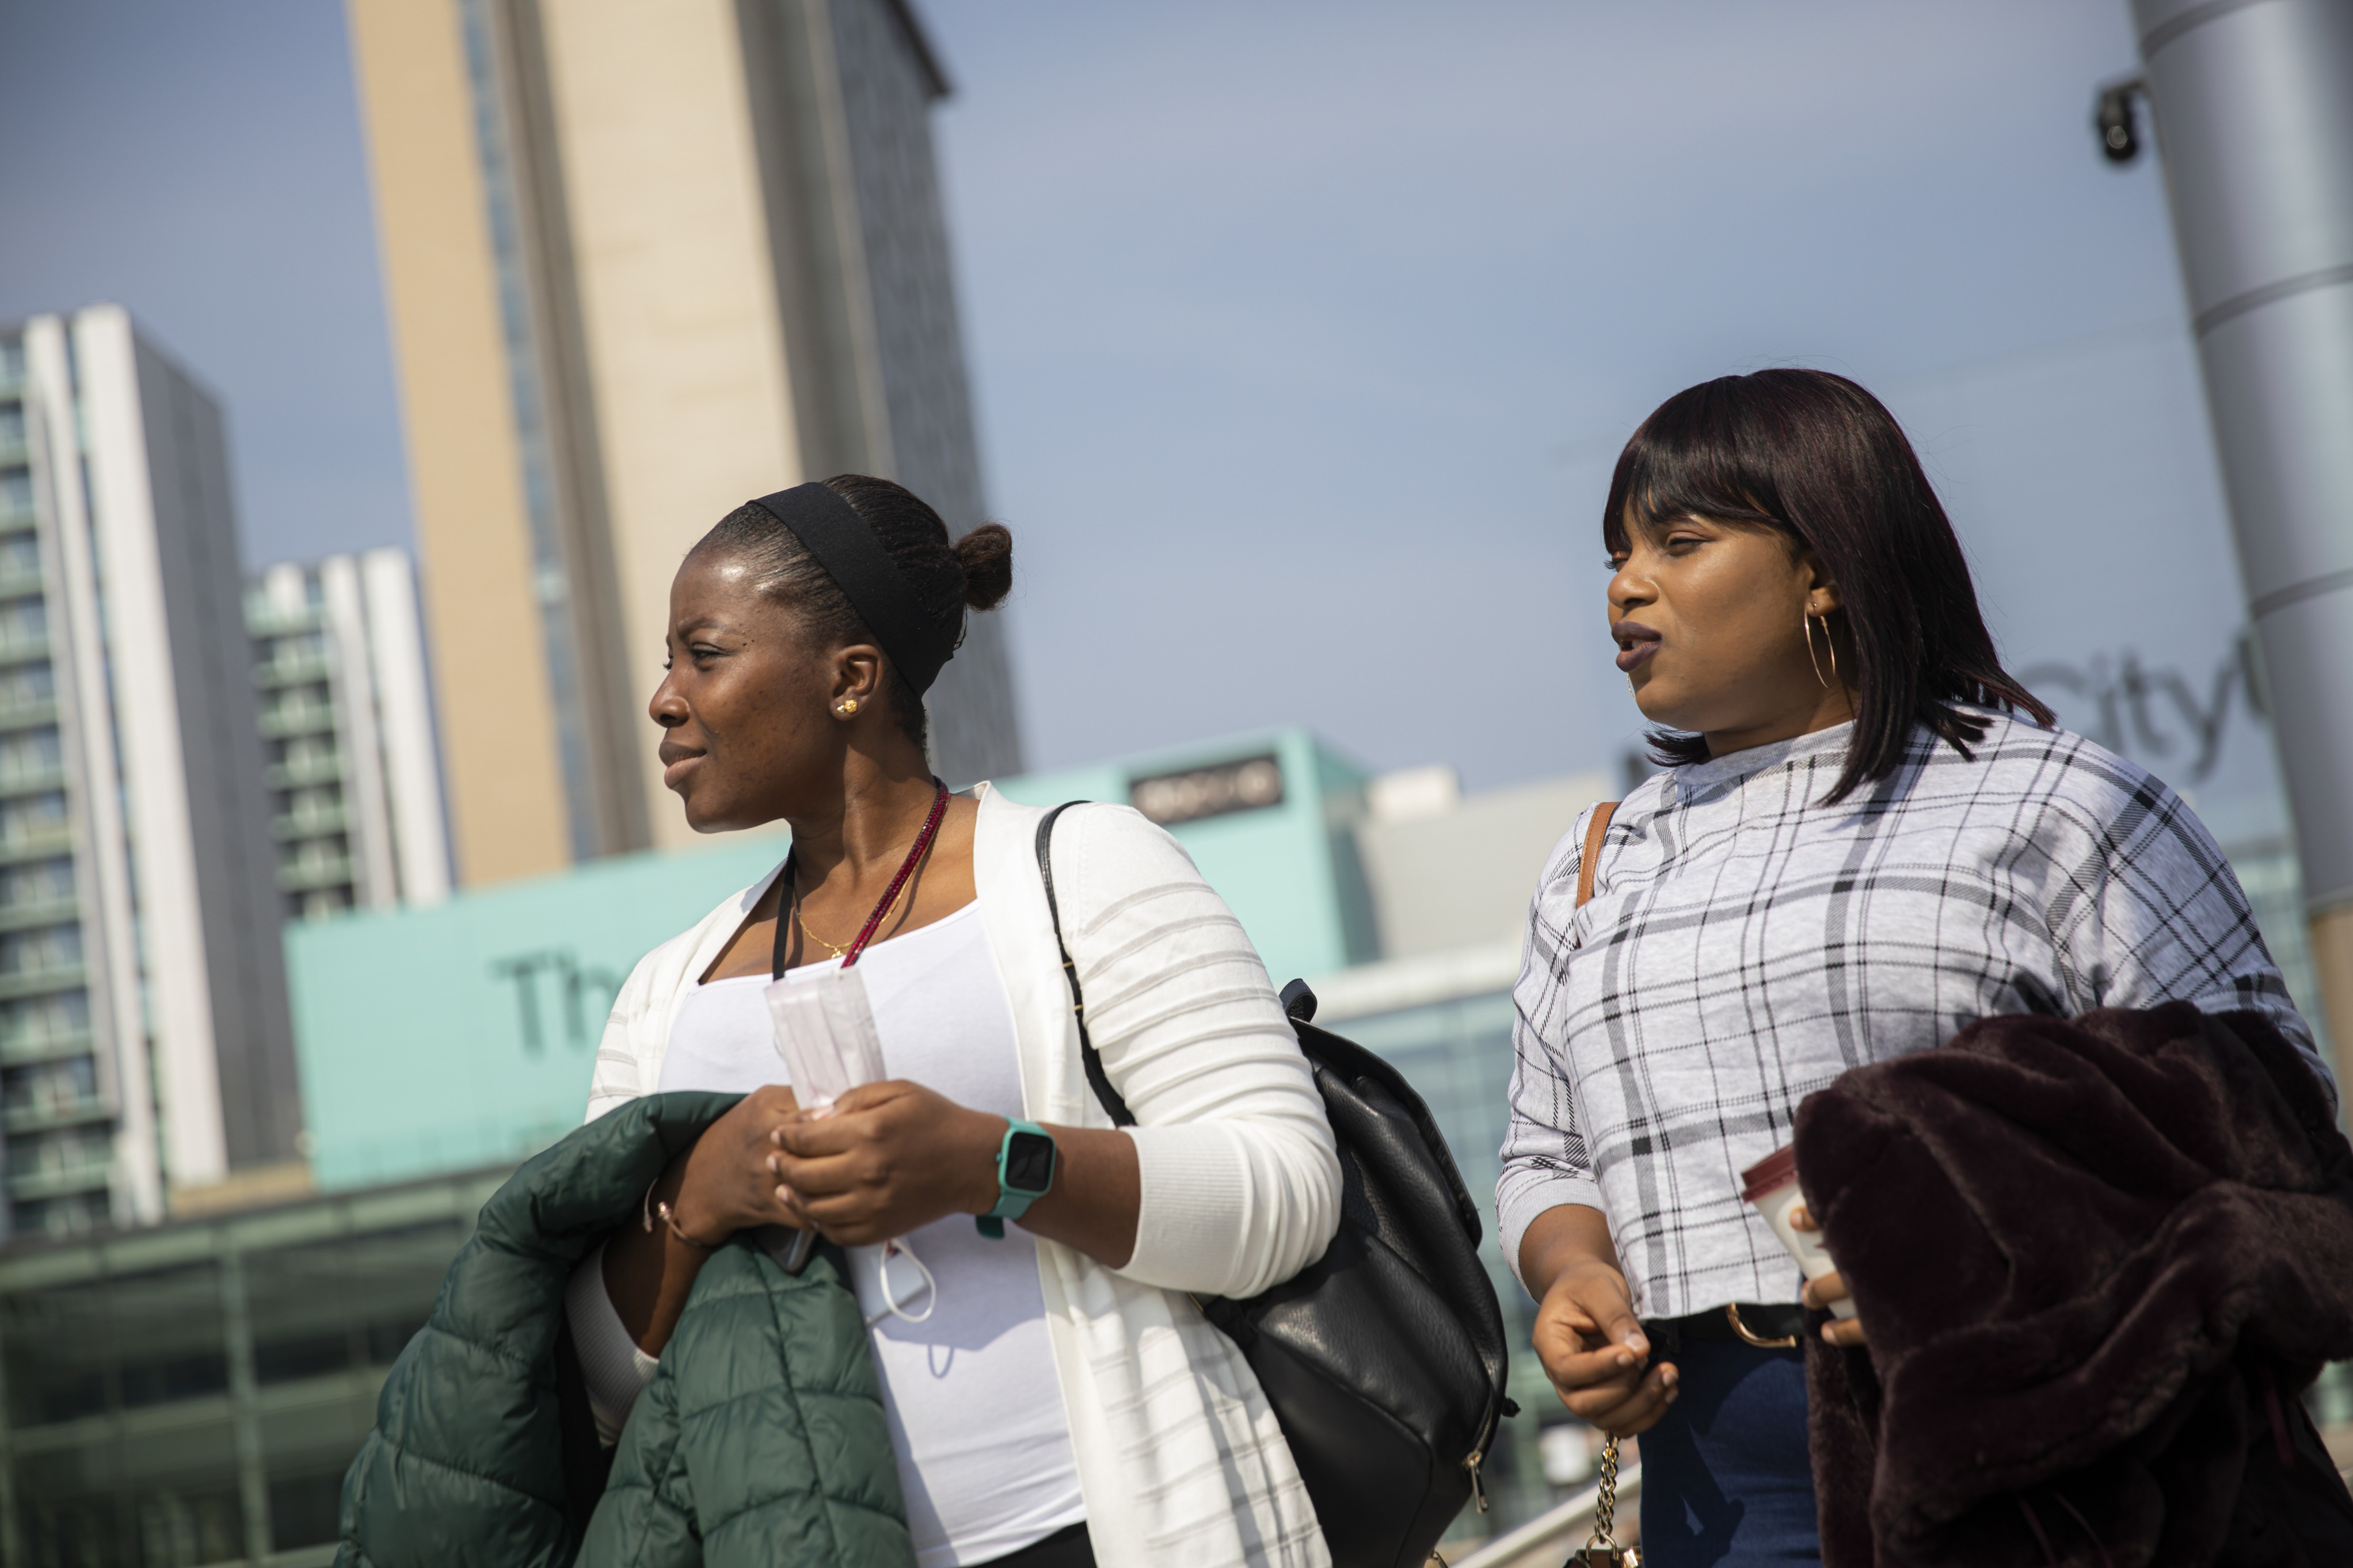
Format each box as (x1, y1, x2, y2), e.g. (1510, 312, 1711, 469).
(0, 307, 301, 1235)
(346, 0, 1023, 887)
(248, 548, 454, 920)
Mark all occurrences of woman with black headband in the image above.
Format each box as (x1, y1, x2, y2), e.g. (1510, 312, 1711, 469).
(562, 476, 1341, 1568)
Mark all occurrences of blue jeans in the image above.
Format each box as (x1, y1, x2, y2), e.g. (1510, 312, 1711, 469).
(1637, 1340, 1820, 1565)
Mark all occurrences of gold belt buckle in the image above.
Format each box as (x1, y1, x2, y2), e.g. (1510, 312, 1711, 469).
(1725, 1302, 1798, 1350)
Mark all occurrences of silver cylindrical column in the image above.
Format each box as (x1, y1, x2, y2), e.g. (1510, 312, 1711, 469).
(2131, 0, 2353, 1066)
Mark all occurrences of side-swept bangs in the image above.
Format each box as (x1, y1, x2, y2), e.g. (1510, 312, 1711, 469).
(1602, 414, 1783, 559)
(1605, 369, 2054, 801)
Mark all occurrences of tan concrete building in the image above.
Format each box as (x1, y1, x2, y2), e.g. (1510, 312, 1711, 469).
(345, 0, 1022, 885)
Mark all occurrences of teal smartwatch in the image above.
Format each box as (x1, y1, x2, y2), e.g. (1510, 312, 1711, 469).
(977, 1119, 1057, 1239)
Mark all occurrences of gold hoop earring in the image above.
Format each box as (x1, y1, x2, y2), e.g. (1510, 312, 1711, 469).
(1802, 609, 1831, 689)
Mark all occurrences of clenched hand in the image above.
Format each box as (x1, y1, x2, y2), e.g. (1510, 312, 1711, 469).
(768, 1079, 1002, 1246)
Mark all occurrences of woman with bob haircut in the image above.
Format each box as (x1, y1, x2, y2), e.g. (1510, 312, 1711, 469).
(1497, 369, 2329, 1563)
(565, 475, 1341, 1568)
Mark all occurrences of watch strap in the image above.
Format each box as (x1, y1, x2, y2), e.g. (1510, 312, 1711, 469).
(978, 1118, 1054, 1240)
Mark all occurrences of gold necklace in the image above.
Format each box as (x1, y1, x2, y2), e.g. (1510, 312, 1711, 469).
(791, 871, 912, 958)
(779, 783, 950, 967)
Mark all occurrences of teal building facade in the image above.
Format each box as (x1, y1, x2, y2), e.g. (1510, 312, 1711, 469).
(288, 727, 1380, 1195)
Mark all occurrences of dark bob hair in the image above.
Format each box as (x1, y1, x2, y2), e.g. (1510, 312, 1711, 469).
(1605, 369, 2052, 803)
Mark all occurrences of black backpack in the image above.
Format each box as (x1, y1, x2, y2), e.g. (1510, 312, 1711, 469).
(1038, 806, 1514, 1568)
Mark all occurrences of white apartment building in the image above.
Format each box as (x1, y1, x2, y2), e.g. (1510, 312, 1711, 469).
(248, 550, 452, 920)
(0, 306, 300, 1236)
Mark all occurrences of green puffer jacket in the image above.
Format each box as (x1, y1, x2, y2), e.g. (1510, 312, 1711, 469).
(335, 1091, 916, 1568)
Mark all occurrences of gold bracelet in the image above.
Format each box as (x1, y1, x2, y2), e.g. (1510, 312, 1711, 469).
(640, 1180, 722, 1252)
(655, 1199, 722, 1252)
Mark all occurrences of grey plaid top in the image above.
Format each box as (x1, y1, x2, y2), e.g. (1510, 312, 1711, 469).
(1497, 712, 2329, 1319)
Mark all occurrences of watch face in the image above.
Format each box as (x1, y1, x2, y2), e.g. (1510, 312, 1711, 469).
(1004, 1130, 1056, 1194)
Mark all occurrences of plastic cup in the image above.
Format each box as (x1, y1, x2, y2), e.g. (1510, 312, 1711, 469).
(1740, 1144, 1856, 1320)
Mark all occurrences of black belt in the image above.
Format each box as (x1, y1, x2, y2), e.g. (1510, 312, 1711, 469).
(1641, 1302, 1805, 1355)
(979, 1523, 1092, 1567)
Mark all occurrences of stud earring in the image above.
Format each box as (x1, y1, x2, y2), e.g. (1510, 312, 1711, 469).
(838, 697, 859, 716)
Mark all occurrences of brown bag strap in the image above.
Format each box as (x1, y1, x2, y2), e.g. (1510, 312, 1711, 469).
(1575, 802, 1619, 909)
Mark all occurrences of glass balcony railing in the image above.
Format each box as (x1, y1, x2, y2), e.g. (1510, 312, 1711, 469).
(261, 703, 339, 740)
(3, 1094, 110, 1137)
(275, 803, 350, 841)
(253, 651, 333, 689)
(245, 602, 325, 639)
(268, 753, 344, 791)
(0, 766, 69, 800)
(6, 1152, 113, 1201)
(0, 1029, 96, 1067)
(0, 829, 75, 866)
(0, 896, 81, 934)
(0, 697, 57, 733)
(278, 854, 355, 894)
(0, 964, 87, 1001)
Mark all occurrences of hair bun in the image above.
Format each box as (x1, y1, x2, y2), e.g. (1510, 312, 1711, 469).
(955, 522, 1013, 611)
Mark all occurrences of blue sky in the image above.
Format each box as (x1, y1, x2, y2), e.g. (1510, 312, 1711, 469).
(0, 1, 2287, 835)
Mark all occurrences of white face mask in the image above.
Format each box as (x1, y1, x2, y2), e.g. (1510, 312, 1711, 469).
(765, 962, 938, 1327)
(766, 960, 887, 1112)
(865, 1238, 937, 1327)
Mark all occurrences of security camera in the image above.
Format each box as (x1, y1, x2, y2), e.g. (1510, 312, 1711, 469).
(2095, 77, 2146, 165)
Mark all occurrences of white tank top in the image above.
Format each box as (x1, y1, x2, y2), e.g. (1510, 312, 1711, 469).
(655, 902, 1086, 1567)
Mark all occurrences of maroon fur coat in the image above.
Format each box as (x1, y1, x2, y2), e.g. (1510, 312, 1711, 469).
(1795, 1004, 2353, 1567)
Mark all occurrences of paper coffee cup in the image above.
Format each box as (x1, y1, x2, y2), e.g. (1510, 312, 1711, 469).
(1740, 1144, 1856, 1320)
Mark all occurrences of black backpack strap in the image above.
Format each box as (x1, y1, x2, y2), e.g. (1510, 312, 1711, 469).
(1037, 802, 1137, 1128)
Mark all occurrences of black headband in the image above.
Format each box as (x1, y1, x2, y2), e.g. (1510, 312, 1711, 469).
(745, 482, 958, 696)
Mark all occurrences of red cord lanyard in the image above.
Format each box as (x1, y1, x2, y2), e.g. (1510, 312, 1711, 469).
(774, 779, 950, 976)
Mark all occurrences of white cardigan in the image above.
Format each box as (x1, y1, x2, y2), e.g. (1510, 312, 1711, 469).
(584, 783, 1340, 1568)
